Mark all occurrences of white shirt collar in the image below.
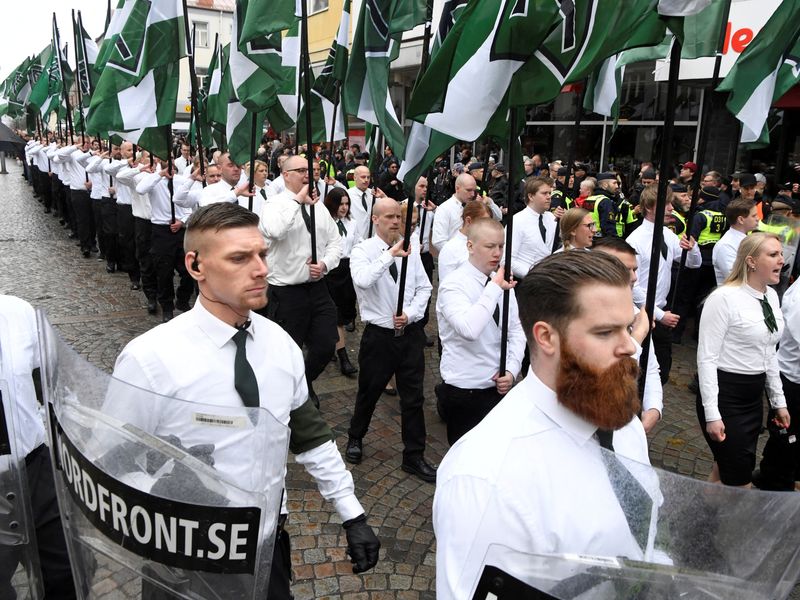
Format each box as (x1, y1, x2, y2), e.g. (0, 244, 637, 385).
(742, 283, 768, 300)
(190, 300, 255, 349)
(525, 368, 599, 444)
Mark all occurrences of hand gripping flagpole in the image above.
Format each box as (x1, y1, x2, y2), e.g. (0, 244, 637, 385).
(639, 39, 682, 400)
(395, 0, 434, 337)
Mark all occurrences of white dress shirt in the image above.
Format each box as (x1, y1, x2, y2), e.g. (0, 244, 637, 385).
(85, 155, 110, 199)
(173, 155, 190, 173)
(0, 295, 46, 459)
(437, 261, 525, 388)
(633, 306, 663, 417)
(259, 190, 342, 286)
(110, 300, 363, 521)
(712, 228, 747, 285)
(199, 179, 239, 207)
(697, 284, 786, 422)
(431, 196, 464, 251)
(136, 172, 192, 225)
(107, 162, 137, 206)
(130, 173, 153, 220)
(347, 186, 376, 241)
(627, 219, 702, 321)
(350, 235, 432, 328)
(434, 370, 657, 600)
(335, 216, 360, 259)
(56, 146, 91, 191)
(265, 174, 286, 198)
(172, 174, 202, 209)
(778, 279, 800, 384)
(508, 206, 558, 279)
(437, 231, 468, 284)
(239, 185, 268, 217)
(410, 201, 435, 254)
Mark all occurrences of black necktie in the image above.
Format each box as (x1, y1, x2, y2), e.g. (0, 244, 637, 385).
(660, 239, 668, 260)
(337, 220, 347, 237)
(232, 327, 259, 410)
(539, 213, 547, 242)
(388, 251, 398, 282)
(260, 188, 267, 200)
(361, 192, 367, 212)
(484, 277, 500, 325)
(596, 430, 653, 552)
(760, 295, 778, 333)
(300, 204, 312, 233)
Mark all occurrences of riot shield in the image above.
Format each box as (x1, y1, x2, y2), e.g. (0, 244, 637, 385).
(0, 315, 44, 600)
(37, 313, 289, 600)
(764, 213, 799, 283)
(457, 440, 800, 600)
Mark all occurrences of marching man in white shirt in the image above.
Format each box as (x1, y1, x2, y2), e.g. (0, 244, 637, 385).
(347, 165, 385, 240)
(434, 252, 658, 599)
(259, 156, 341, 408)
(508, 176, 564, 279)
(626, 184, 701, 384)
(436, 218, 525, 444)
(712, 199, 759, 285)
(345, 198, 436, 483)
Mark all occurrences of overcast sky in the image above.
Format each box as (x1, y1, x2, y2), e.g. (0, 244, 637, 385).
(1, 1, 108, 82)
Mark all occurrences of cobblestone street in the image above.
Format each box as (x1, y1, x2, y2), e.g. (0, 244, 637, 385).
(0, 160, 787, 598)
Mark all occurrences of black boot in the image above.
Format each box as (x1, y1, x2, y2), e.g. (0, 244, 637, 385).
(337, 348, 358, 377)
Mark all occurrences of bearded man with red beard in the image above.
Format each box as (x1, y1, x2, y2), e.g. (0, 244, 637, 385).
(433, 251, 660, 600)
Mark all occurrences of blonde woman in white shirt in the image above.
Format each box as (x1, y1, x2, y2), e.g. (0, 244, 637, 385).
(557, 207, 595, 252)
(696, 232, 789, 487)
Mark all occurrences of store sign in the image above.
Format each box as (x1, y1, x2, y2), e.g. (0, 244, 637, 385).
(654, 0, 781, 81)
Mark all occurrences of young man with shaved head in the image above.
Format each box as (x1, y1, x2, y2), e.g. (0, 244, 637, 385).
(345, 198, 436, 482)
(436, 218, 525, 444)
(431, 173, 479, 251)
(347, 165, 385, 240)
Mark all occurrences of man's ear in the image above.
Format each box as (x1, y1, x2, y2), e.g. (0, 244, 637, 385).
(532, 321, 559, 359)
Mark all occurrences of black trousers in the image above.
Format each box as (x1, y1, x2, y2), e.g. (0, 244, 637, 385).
(52, 176, 66, 219)
(64, 187, 77, 233)
(38, 170, 53, 210)
(348, 323, 427, 461)
(135, 216, 158, 301)
(151, 224, 193, 311)
(116, 204, 140, 283)
(264, 281, 338, 394)
(758, 374, 800, 491)
(70, 189, 94, 253)
(100, 197, 119, 267)
(652, 321, 673, 385)
(325, 259, 357, 325)
(419, 251, 434, 327)
(30, 165, 40, 195)
(436, 382, 502, 445)
(0, 445, 77, 600)
(90, 198, 101, 252)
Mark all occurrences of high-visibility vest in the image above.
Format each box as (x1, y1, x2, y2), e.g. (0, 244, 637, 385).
(668, 210, 687, 237)
(584, 194, 616, 236)
(697, 209, 726, 245)
(615, 199, 637, 237)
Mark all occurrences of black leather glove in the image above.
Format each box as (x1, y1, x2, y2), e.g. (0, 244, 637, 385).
(342, 514, 380, 573)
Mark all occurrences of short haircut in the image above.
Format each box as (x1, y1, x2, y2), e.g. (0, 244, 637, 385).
(324, 186, 350, 219)
(726, 198, 755, 224)
(525, 176, 553, 198)
(592, 236, 637, 256)
(467, 217, 503, 242)
(455, 172, 475, 189)
(705, 171, 722, 185)
(517, 252, 630, 342)
(580, 178, 596, 192)
(184, 203, 259, 253)
(462, 200, 492, 224)
(639, 183, 660, 213)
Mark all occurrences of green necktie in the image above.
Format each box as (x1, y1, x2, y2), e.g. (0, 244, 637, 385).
(337, 220, 347, 237)
(760, 295, 778, 334)
(232, 328, 259, 410)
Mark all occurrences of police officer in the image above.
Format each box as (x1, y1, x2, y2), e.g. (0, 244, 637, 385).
(549, 166, 573, 211)
(345, 198, 436, 482)
(584, 173, 618, 238)
(436, 218, 525, 444)
(111, 204, 380, 598)
(259, 155, 342, 408)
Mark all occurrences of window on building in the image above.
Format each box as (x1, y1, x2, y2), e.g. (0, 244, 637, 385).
(309, 0, 329, 15)
(192, 21, 209, 48)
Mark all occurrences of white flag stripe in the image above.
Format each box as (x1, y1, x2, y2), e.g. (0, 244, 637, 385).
(118, 70, 158, 129)
(737, 59, 781, 144)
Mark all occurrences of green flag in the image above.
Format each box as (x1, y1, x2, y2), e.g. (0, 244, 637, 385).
(297, 0, 351, 143)
(2, 56, 34, 117)
(343, 0, 427, 159)
(29, 47, 62, 121)
(74, 10, 100, 102)
(717, 2, 800, 145)
(86, 0, 186, 133)
(238, 0, 299, 44)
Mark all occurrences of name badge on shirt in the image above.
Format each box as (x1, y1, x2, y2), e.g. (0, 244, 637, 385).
(192, 412, 248, 429)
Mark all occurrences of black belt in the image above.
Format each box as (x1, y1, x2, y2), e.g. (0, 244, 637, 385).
(364, 321, 421, 334)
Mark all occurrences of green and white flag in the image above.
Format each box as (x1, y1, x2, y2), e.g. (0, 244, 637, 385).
(297, 0, 350, 143)
(29, 39, 65, 121)
(343, 0, 427, 159)
(230, 0, 297, 132)
(87, 0, 186, 133)
(206, 42, 228, 133)
(2, 56, 34, 117)
(94, 0, 125, 72)
(717, 2, 800, 146)
(74, 10, 100, 101)
(238, 0, 300, 44)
